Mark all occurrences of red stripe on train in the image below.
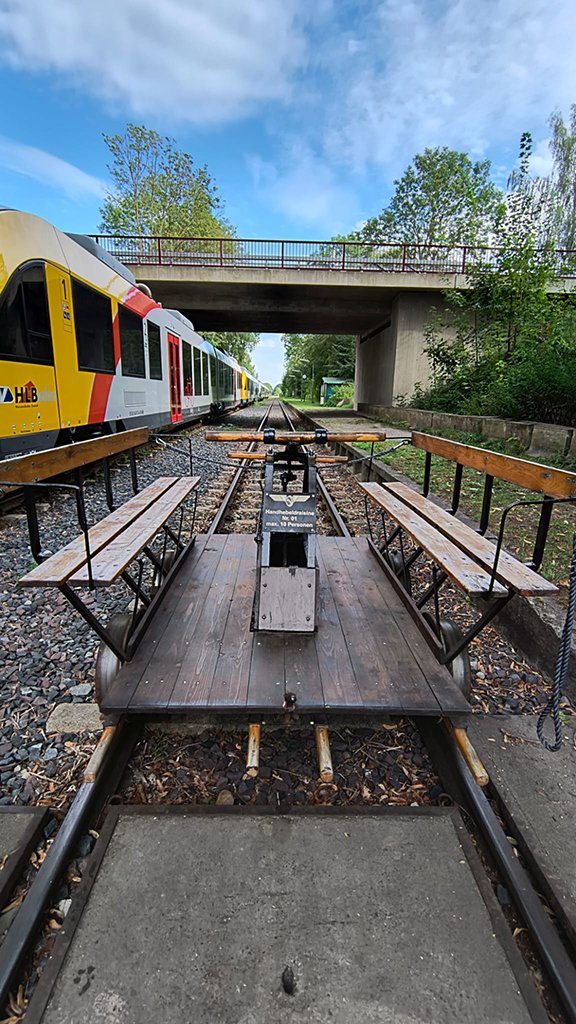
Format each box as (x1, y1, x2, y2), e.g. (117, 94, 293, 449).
(123, 287, 158, 317)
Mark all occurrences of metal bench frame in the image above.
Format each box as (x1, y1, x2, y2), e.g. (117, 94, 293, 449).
(2, 431, 198, 664)
(363, 434, 576, 675)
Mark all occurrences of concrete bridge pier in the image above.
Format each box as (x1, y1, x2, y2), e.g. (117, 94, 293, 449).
(355, 292, 450, 408)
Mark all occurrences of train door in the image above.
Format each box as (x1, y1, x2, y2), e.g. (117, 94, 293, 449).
(168, 332, 182, 422)
(0, 263, 61, 449)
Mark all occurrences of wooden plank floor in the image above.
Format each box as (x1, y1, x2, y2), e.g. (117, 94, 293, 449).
(102, 534, 470, 718)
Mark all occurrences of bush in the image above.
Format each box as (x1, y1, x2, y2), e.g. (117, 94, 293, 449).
(412, 345, 576, 425)
(325, 382, 354, 407)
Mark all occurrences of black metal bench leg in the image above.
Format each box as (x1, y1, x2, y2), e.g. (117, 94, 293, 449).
(440, 594, 512, 665)
(59, 584, 127, 662)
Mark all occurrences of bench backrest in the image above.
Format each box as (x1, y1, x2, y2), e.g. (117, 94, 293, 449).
(0, 428, 150, 488)
(412, 432, 576, 499)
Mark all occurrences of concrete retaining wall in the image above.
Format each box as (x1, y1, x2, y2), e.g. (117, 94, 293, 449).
(358, 404, 574, 458)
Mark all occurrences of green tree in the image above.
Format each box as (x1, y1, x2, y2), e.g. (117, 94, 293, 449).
(410, 136, 576, 425)
(549, 105, 576, 249)
(282, 334, 356, 400)
(357, 147, 503, 247)
(100, 123, 232, 237)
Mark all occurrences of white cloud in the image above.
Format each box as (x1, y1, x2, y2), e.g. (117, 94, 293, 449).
(248, 145, 360, 230)
(530, 138, 554, 178)
(0, 136, 105, 198)
(0, 0, 306, 125)
(321, 0, 576, 173)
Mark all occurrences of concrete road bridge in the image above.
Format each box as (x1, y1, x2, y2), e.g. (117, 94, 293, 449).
(91, 234, 576, 405)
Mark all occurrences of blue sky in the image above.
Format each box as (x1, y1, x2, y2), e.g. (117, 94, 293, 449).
(0, 0, 575, 384)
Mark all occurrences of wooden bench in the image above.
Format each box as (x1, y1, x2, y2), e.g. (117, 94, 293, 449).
(19, 476, 199, 588)
(1, 429, 199, 663)
(359, 432, 576, 687)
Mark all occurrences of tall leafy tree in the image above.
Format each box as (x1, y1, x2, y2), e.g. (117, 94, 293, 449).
(282, 334, 356, 400)
(549, 105, 576, 249)
(411, 135, 576, 425)
(357, 147, 503, 247)
(100, 123, 232, 237)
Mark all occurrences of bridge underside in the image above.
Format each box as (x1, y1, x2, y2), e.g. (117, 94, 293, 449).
(144, 279, 395, 334)
(133, 265, 453, 403)
(135, 265, 456, 335)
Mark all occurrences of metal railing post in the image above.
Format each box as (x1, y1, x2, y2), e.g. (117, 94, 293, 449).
(220, 238, 223, 267)
(401, 244, 406, 272)
(341, 241, 346, 270)
(461, 246, 467, 274)
(281, 240, 285, 269)
(157, 237, 162, 265)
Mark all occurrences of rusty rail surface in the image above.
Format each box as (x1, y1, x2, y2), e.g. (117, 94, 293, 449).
(89, 235, 576, 278)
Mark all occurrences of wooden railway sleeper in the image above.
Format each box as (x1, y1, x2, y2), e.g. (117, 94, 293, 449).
(315, 725, 334, 783)
(246, 723, 261, 777)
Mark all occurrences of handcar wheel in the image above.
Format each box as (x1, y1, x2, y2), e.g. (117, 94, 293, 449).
(151, 549, 176, 596)
(422, 612, 472, 700)
(94, 612, 133, 705)
(387, 550, 412, 594)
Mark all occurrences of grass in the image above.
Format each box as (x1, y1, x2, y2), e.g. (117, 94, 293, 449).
(355, 427, 576, 588)
(281, 396, 323, 409)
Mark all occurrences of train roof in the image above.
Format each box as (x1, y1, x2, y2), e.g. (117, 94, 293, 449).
(164, 308, 194, 331)
(65, 233, 136, 285)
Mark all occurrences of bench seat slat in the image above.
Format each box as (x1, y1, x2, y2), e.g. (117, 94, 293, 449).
(386, 482, 558, 596)
(411, 432, 576, 499)
(0, 427, 150, 491)
(360, 482, 508, 597)
(68, 477, 200, 586)
(19, 477, 181, 587)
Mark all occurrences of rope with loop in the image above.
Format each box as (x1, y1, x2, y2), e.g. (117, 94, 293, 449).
(537, 533, 576, 751)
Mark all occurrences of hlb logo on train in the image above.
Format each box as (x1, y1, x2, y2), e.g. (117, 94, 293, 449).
(0, 380, 38, 405)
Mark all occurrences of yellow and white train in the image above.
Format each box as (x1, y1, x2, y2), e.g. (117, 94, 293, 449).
(0, 209, 262, 458)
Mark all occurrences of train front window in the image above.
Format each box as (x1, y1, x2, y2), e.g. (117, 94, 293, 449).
(0, 264, 53, 364)
(73, 279, 114, 373)
(119, 305, 145, 378)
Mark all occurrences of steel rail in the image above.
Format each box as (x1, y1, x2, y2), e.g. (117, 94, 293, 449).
(207, 400, 278, 535)
(276, 400, 350, 538)
(421, 718, 576, 1023)
(0, 720, 141, 1011)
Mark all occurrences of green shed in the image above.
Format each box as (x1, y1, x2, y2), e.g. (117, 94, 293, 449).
(320, 377, 346, 405)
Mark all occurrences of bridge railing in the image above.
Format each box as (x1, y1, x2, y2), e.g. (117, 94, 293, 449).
(89, 235, 576, 277)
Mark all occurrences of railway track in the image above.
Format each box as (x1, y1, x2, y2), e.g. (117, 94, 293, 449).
(209, 399, 341, 536)
(1, 399, 576, 1022)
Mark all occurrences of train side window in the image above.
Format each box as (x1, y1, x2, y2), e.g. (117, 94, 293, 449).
(148, 322, 162, 380)
(193, 347, 201, 393)
(0, 264, 53, 364)
(202, 351, 209, 394)
(119, 305, 145, 378)
(73, 279, 114, 373)
(182, 341, 193, 396)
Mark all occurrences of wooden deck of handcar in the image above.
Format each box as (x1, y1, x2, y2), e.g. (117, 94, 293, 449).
(101, 534, 471, 719)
